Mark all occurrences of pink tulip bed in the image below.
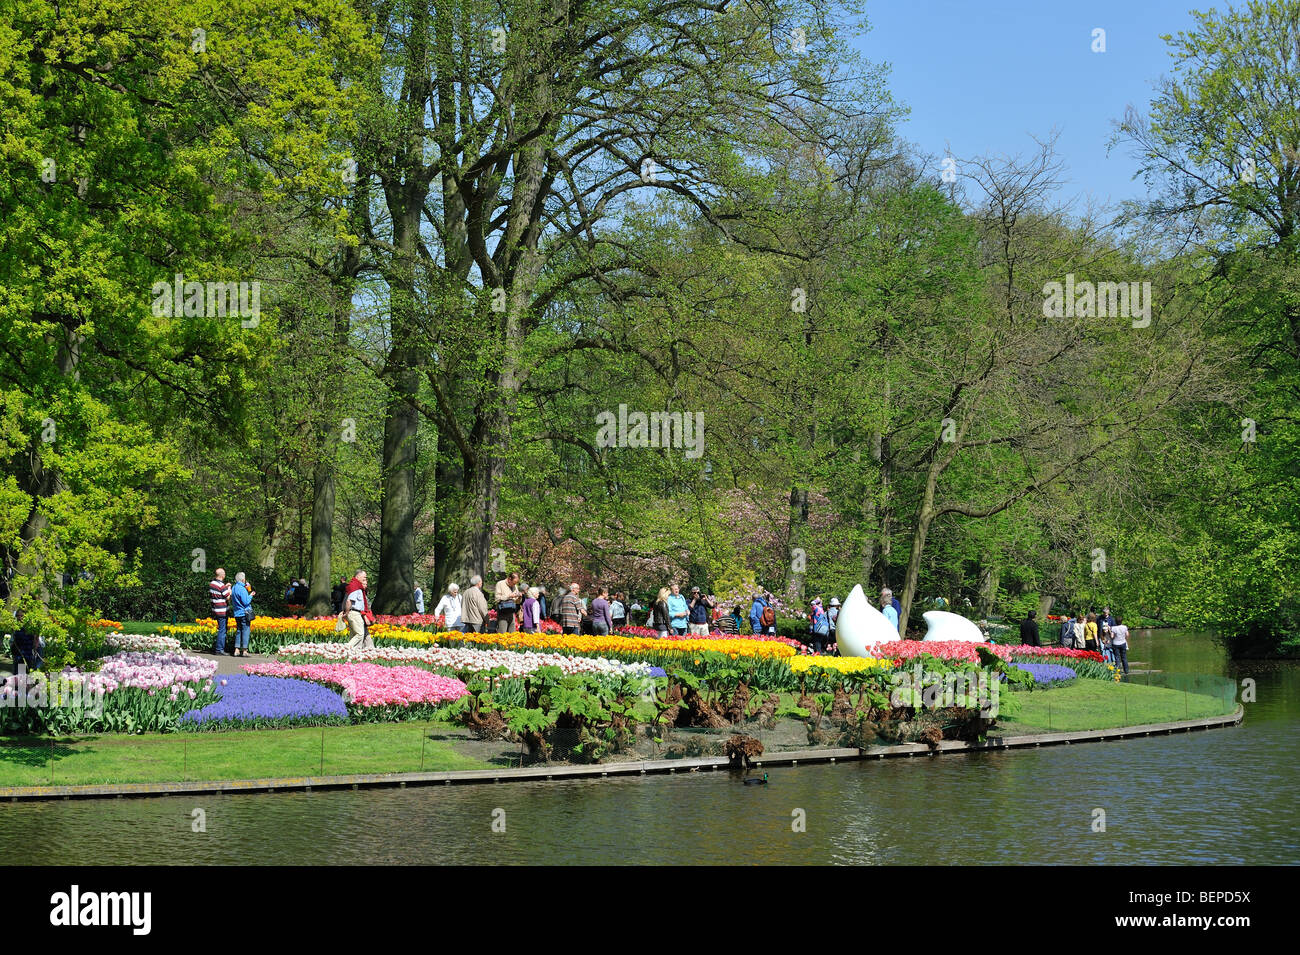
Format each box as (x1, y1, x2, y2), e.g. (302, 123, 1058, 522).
(863, 641, 1112, 679)
(241, 661, 469, 722)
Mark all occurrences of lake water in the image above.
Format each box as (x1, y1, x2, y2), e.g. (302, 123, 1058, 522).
(3, 630, 1296, 864)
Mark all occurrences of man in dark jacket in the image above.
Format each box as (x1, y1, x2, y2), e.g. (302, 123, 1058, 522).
(1019, 609, 1040, 647)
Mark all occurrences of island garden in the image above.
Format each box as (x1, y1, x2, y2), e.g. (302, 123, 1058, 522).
(0, 616, 1237, 789)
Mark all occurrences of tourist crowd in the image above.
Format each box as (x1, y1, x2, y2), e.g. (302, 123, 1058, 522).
(204, 567, 1127, 673)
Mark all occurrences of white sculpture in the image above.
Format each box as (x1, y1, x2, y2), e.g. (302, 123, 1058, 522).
(921, 610, 985, 643)
(835, 584, 900, 657)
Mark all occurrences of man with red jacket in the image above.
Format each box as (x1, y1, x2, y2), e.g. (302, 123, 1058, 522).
(336, 570, 375, 649)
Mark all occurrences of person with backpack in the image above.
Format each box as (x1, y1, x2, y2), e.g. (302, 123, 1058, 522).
(1059, 612, 1075, 647)
(809, 598, 829, 654)
(759, 603, 777, 637)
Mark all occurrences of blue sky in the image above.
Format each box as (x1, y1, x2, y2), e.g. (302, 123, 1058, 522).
(856, 0, 1202, 206)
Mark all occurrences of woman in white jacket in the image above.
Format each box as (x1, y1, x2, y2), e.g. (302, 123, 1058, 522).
(434, 583, 463, 631)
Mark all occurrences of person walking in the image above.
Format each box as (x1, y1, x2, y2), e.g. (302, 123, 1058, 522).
(230, 572, 255, 657)
(1110, 615, 1130, 675)
(331, 576, 347, 614)
(881, 588, 899, 633)
(493, 572, 522, 632)
(537, 586, 549, 622)
(809, 598, 829, 654)
(1071, 613, 1086, 650)
(650, 587, 672, 638)
(520, 587, 542, 633)
(434, 583, 463, 631)
(828, 597, 840, 646)
(590, 587, 613, 636)
(687, 586, 713, 636)
(1019, 609, 1040, 647)
(1059, 612, 1075, 648)
(336, 570, 374, 650)
(556, 582, 586, 635)
(610, 592, 627, 631)
(208, 568, 232, 655)
(414, 583, 425, 615)
(749, 591, 767, 635)
(462, 576, 489, 633)
(667, 583, 689, 636)
(759, 602, 778, 637)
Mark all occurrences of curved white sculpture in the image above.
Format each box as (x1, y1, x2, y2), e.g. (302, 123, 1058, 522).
(921, 610, 985, 643)
(835, 584, 900, 657)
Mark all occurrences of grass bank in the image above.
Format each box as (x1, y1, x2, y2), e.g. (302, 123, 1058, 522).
(0, 722, 487, 787)
(1000, 679, 1237, 733)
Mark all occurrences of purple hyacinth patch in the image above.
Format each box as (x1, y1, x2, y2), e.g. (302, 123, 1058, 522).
(180, 673, 348, 728)
(1011, 662, 1077, 685)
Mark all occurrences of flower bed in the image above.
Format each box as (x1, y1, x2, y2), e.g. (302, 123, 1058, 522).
(420, 630, 798, 661)
(160, 618, 410, 655)
(614, 624, 807, 652)
(273, 642, 658, 679)
(1010, 662, 1078, 686)
(866, 640, 1103, 665)
(241, 662, 468, 722)
(0, 651, 218, 734)
(103, 632, 182, 654)
(179, 674, 349, 730)
(789, 656, 897, 675)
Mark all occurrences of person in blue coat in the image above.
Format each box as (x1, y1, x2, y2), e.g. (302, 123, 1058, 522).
(749, 592, 768, 635)
(229, 572, 255, 658)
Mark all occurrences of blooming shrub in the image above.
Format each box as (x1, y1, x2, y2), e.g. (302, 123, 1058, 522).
(242, 662, 468, 722)
(180, 674, 349, 730)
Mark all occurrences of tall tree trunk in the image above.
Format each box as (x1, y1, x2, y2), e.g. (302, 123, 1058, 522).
(376, 359, 419, 613)
(306, 449, 337, 616)
(898, 452, 942, 635)
(785, 486, 809, 603)
(374, 3, 430, 613)
(6, 328, 80, 615)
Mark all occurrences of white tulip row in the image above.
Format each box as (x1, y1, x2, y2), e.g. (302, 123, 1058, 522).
(274, 642, 656, 679)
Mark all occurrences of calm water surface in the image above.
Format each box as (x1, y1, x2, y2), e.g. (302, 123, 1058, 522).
(2, 631, 1296, 864)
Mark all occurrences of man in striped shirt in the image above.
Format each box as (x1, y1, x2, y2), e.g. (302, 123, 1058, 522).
(555, 582, 587, 635)
(209, 568, 232, 655)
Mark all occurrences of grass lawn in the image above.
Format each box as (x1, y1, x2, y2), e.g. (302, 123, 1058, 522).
(118, 621, 171, 635)
(999, 679, 1237, 733)
(0, 722, 488, 788)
